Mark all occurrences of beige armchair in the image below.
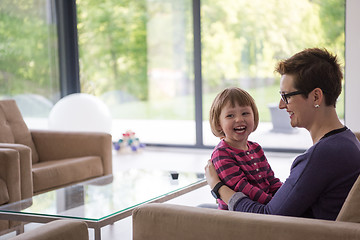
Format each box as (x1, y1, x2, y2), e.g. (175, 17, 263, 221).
(9, 220, 89, 240)
(0, 99, 112, 197)
(133, 174, 360, 240)
(0, 148, 23, 235)
(355, 132, 360, 142)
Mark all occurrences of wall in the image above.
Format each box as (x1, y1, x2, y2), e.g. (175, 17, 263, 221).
(345, 0, 360, 132)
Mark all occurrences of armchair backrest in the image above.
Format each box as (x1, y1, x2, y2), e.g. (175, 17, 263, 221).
(337, 133, 360, 222)
(0, 100, 39, 163)
(336, 174, 360, 223)
(355, 132, 360, 142)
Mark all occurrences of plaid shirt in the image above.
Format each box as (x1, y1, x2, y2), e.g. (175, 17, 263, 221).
(211, 139, 282, 210)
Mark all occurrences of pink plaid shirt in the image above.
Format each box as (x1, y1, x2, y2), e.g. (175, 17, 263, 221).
(211, 140, 282, 210)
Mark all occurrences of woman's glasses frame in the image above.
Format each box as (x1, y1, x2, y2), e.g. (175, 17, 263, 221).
(279, 90, 304, 104)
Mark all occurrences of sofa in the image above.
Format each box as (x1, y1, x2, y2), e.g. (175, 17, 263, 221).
(0, 99, 113, 197)
(9, 220, 89, 240)
(133, 174, 360, 240)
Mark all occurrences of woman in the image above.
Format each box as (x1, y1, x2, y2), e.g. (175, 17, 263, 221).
(205, 48, 360, 220)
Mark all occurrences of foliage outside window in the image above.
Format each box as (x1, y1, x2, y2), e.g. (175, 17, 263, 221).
(201, 0, 345, 122)
(77, 0, 194, 122)
(77, 0, 344, 123)
(0, 0, 60, 117)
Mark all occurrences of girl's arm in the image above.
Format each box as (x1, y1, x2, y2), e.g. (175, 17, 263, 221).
(212, 148, 273, 204)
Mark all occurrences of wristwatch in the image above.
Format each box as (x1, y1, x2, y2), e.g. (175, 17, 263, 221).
(211, 181, 225, 199)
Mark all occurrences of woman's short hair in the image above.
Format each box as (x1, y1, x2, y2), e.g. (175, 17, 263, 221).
(209, 87, 259, 138)
(275, 48, 343, 107)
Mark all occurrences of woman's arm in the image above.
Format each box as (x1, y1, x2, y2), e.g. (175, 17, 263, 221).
(206, 153, 312, 217)
(221, 149, 334, 218)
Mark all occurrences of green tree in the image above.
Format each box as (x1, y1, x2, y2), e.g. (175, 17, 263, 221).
(77, 0, 148, 100)
(201, 0, 334, 90)
(316, 0, 345, 62)
(0, 0, 58, 98)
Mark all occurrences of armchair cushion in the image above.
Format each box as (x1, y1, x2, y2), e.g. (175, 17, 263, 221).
(0, 100, 39, 163)
(31, 130, 112, 176)
(32, 156, 103, 193)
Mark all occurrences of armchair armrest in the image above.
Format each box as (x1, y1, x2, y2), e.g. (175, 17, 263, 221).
(9, 220, 88, 240)
(0, 144, 32, 200)
(30, 130, 112, 175)
(0, 148, 21, 204)
(132, 203, 360, 240)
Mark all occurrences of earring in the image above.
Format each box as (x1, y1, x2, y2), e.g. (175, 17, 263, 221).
(315, 104, 320, 108)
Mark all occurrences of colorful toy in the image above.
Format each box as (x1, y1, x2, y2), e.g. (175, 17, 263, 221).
(113, 130, 145, 153)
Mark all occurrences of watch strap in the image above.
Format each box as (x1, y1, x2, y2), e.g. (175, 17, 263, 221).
(211, 181, 225, 199)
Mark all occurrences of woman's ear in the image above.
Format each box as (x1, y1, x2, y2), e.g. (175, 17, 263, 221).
(312, 88, 324, 106)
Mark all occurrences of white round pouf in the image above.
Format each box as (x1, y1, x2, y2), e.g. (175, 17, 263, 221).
(48, 93, 112, 133)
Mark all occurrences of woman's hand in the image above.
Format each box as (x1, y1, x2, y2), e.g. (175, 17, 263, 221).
(205, 159, 221, 189)
(205, 159, 236, 205)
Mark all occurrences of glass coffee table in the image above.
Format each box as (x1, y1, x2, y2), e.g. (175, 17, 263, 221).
(0, 169, 206, 240)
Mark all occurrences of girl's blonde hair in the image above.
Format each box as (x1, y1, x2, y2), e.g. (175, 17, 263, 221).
(209, 87, 259, 138)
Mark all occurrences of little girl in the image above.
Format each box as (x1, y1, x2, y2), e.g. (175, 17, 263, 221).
(209, 87, 282, 210)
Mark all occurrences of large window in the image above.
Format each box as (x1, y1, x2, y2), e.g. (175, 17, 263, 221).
(78, 0, 345, 150)
(0, 0, 60, 127)
(0, 0, 345, 151)
(77, 0, 195, 144)
(201, 0, 345, 149)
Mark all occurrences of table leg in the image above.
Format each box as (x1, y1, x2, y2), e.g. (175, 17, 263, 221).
(94, 227, 101, 240)
(15, 223, 24, 235)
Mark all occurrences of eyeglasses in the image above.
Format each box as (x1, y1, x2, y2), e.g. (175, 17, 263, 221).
(279, 90, 304, 104)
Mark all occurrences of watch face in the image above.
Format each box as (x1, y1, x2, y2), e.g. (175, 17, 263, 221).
(211, 190, 218, 199)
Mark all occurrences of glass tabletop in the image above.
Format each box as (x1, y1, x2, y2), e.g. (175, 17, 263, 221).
(0, 169, 205, 221)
